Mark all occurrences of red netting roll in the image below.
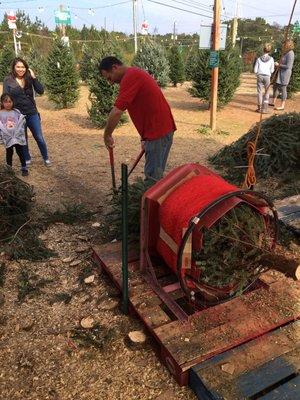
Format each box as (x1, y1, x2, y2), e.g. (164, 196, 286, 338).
(156, 174, 238, 273)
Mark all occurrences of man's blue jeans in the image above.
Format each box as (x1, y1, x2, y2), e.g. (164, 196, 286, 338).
(144, 132, 174, 181)
(23, 113, 49, 161)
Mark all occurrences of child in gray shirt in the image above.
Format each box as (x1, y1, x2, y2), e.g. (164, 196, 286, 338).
(0, 93, 28, 176)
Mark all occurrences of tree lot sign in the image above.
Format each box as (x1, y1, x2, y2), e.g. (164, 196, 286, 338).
(199, 24, 227, 50)
(293, 21, 300, 33)
(7, 10, 17, 30)
(209, 51, 219, 68)
(54, 10, 71, 26)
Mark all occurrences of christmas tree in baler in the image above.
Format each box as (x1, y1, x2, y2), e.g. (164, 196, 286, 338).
(45, 39, 79, 108)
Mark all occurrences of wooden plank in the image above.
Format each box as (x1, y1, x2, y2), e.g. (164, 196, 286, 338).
(275, 195, 300, 233)
(189, 323, 300, 400)
(237, 348, 300, 398)
(189, 368, 222, 400)
(259, 374, 300, 400)
(136, 305, 172, 329)
(92, 241, 139, 265)
(193, 321, 300, 375)
(157, 284, 300, 371)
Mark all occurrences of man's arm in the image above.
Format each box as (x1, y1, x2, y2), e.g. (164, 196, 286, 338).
(103, 106, 123, 148)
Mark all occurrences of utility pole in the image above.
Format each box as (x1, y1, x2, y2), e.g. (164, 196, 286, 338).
(232, 0, 238, 46)
(173, 21, 177, 44)
(60, 4, 66, 37)
(13, 29, 18, 56)
(210, 0, 221, 131)
(133, 0, 138, 53)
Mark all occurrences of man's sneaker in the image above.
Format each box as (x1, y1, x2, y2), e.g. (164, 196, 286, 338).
(25, 159, 32, 166)
(44, 159, 51, 166)
(21, 169, 29, 176)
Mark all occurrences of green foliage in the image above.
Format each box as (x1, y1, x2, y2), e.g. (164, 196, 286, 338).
(17, 268, 53, 303)
(45, 39, 80, 108)
(7, 228, 55, 261)
(185, 46, 199, 81)
(235, 17, 283, 54)
(168, 45, 185, 86)
(0, 166, 34, 241)
(25, 47, 46, 83)
(79, 45, 95, 82)
(71, 324, 115, 349)
(87, 41, 127, 127)
(0, 45, 15, 82)
(0, 166, 54, 261)
(105, 178, 154, 241)
(43, 202, 94, 225)
(133, 40, 170, 87)
(288, 35, 300, 98)
(193, 204, 267, 289)
(189, 45, 242, 106)
(209, 112, 300, 186)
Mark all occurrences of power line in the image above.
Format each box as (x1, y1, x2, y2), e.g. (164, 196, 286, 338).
(69, 1, 132, 10)
(147, 0, 214, 18)
(169, 0, 213, 13)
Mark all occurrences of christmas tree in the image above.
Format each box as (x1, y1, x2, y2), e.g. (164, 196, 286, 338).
(0, 45, 15, 82)
(45, 39, 79, 109)
(189, 44, 242, 106)
(79, 44, 95, 83)
(168, 45, 185, 86)
(25, 47, 46, 82)
(133, 40, 170, 87)
(185, 45, 199, 81)
(88, 41, 127, 127)
(287, 35, 300, 98)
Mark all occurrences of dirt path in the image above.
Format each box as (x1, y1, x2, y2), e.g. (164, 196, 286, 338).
(1, 73, 299, 211)
(0, 74, 299, 400)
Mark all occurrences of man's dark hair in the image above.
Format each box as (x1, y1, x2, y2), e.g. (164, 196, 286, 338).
(98, 56, 123, 71)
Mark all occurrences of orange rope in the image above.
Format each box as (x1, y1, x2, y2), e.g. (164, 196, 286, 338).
(243, 0, 298, 189)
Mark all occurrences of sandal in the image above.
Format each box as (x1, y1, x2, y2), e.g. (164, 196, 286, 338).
(274, 107, 285, 111)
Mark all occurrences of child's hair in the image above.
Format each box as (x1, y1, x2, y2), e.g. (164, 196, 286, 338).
(263, 43, 272, 53)
(0, 93, 14, 109)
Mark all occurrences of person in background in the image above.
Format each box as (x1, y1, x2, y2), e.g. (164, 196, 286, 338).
(99, 56, 176, 182)
(253, 43, 274, 113)
(3, 57, 51, 166)
(270, 40, 295, 111)
(0, 93, 28, 176)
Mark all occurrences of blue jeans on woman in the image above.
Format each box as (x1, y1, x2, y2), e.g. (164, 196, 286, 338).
(23, 113, 49, 161)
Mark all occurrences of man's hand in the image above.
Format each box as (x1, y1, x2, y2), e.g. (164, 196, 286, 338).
(104, 134, 115, 149)
(103, 106, 123, 149)
(29, 68, 36, 79)
(274, 62, 279, 67)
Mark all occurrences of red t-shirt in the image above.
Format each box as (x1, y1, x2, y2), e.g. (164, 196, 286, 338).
(114, 67, 176, 140)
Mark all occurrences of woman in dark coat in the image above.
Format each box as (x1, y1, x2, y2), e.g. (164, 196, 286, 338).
(3, 57, 51, 166)
(271, 40, 295, 111)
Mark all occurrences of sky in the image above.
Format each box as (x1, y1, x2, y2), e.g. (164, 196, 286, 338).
(1, 0, 299, 35)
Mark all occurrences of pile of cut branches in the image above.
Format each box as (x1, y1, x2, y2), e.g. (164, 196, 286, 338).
(0, 166, 53, 260)
(193, 204, 270, 290)
(209, 112, 300, 190)
(0, 166, 34, 241)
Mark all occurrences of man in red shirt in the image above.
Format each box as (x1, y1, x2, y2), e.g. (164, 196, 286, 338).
(99, 56, 176, 181)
